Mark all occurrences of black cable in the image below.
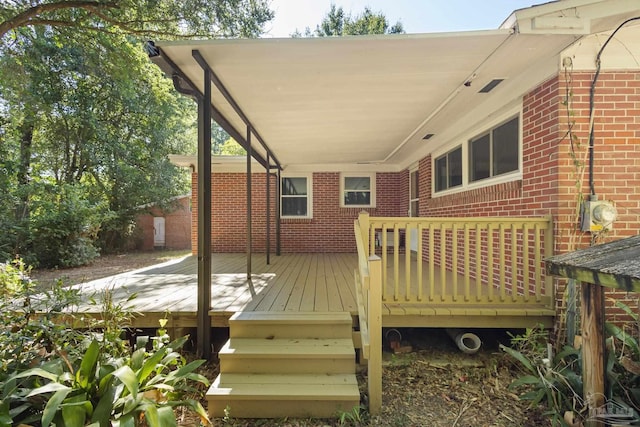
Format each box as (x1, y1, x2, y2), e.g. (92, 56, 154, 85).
(588, 16, 640, 196)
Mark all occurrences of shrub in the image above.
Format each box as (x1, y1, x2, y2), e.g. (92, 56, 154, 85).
(500, 326, 582, 426)
(0, 261, 210, 426)
(503, 315, 640, 426)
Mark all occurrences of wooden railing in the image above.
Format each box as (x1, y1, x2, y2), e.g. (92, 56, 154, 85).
(357, 212, 555, 307)
(354, 212, 554, 413)
(353, 218, 382, 415)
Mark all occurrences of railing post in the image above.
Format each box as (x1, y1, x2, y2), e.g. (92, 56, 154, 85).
(368, 255, 382, 415)
(358, 211, 371, 258)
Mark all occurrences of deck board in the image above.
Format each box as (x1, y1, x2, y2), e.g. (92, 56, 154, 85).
(68, 252, 552, 329)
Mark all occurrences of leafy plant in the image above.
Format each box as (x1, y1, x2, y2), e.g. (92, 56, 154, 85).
(0, 261, 211, 426)
(604, 300, 640, 415)
(500, 326, 583, 426)
(503, 313, 640, 426)
(337, 405, 365, 426)
(0, 258, 84, 378)
(2, 334, 210, 427)
(29, 183, 101, 268)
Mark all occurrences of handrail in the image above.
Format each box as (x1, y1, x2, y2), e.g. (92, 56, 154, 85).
(353, 213, 554, 415)
(353, 215, 382, 415)
(363, 214, 554, 307)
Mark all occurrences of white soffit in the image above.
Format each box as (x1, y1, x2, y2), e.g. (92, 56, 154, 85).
(155, 0, 640, 171)
(157, 31, 512, 169)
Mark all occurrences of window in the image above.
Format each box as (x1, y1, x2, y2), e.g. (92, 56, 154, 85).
(434, 146, 462, 192)
(281, 175, 311, 218)
(341, 173, 375, 207)
(409, 169, 419, 217)
(469, 117, 519, 182)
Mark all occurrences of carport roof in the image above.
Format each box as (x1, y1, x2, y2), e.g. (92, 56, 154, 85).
(151, 0, 640, 172)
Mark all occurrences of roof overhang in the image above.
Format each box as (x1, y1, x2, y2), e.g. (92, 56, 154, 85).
(154, 0, 640, 172)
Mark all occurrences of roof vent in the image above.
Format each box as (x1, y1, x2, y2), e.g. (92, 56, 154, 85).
(422, 133, 434, 140)
(479, 79, 504, 93)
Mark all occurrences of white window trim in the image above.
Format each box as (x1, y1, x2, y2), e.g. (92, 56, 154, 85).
(431, 107, 523, 198)
(433, 145, 463, 193)
(340, 172, 376, 208)
(281, 173, 313, 219)
(409, 167, 419, 217)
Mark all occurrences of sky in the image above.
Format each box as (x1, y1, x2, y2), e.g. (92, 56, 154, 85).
(264, 0, 540, 37)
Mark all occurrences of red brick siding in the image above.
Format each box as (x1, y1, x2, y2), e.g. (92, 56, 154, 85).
(135, 196, 192, 251)
(191, 171, 406, 254)
(555, 71, 640, 321)
(415, 72, 640, 324)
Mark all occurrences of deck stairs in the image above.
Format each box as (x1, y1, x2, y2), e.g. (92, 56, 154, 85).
(206, 311, 361, 419)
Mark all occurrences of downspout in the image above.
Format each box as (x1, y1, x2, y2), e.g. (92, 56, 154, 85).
(247, 125, 252, 284)
(276, 168, 281, 256)
(266, 152, 271, 265)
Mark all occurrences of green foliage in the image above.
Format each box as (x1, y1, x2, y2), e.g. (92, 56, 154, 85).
(501, 326, 583, 426)
(337, 405, 367, 426)
(1, 0, 274, 40)
(604, 300, 640, 414)
(0, 259, 84, 385)
(29, 183, 101, 268)
(503, 317, 640, 426)
(219, 138, 246, 156)
(3, 334, 210, 427)
(0, 0, 274, 265)
(0, 257, 31, 297)
(0, 261, 210, 427)
(293, 5, 404, 37)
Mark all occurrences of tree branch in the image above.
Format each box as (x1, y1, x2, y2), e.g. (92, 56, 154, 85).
(0, 1, 118, 39)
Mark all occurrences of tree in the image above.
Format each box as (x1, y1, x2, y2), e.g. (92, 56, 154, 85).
(0, 0, 274, 40)
(0, 1, 275, 264)
(220, 138, 246, 156)
(292, 4, 404, 37)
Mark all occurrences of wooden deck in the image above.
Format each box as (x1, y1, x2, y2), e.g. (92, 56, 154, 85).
(71, 253, 358, 328)
(71, 252, 554, 331)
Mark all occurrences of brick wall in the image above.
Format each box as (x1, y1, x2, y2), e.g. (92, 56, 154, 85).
(416, 71, 640, 327)
(190, 171, 407, 254)
(419, 72, 639, 249)
(422, 77, 562, 218)
(555, 71, 640, 325)
(135, 196, 192, 251)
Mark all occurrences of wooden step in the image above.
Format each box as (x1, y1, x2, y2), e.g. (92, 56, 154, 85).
(229, 311, 353, 339)
(219, 338, 355, 374)
(207, 373, 361, 418)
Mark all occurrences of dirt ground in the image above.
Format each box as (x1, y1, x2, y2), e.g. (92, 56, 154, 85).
(191, 330, 548, 427)
(32, 252, 547, 427)
(30, 249, 192, 288)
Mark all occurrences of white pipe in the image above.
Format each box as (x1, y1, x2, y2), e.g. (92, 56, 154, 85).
(446, 329, 482, 354)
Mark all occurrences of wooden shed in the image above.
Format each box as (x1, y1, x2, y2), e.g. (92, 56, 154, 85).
(546, 234, 640, 427)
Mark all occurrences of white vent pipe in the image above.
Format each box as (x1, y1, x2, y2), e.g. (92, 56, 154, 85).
(446, 329, 482, 354)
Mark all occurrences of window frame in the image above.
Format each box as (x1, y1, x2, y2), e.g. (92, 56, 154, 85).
(409, 167, 419, 217)
(431, 109, 522, 197)
(434, 146, 463, 193)
(280, 173, 313, 219)
(468, 116, 519, 184)
(340, 173, 376, 208)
